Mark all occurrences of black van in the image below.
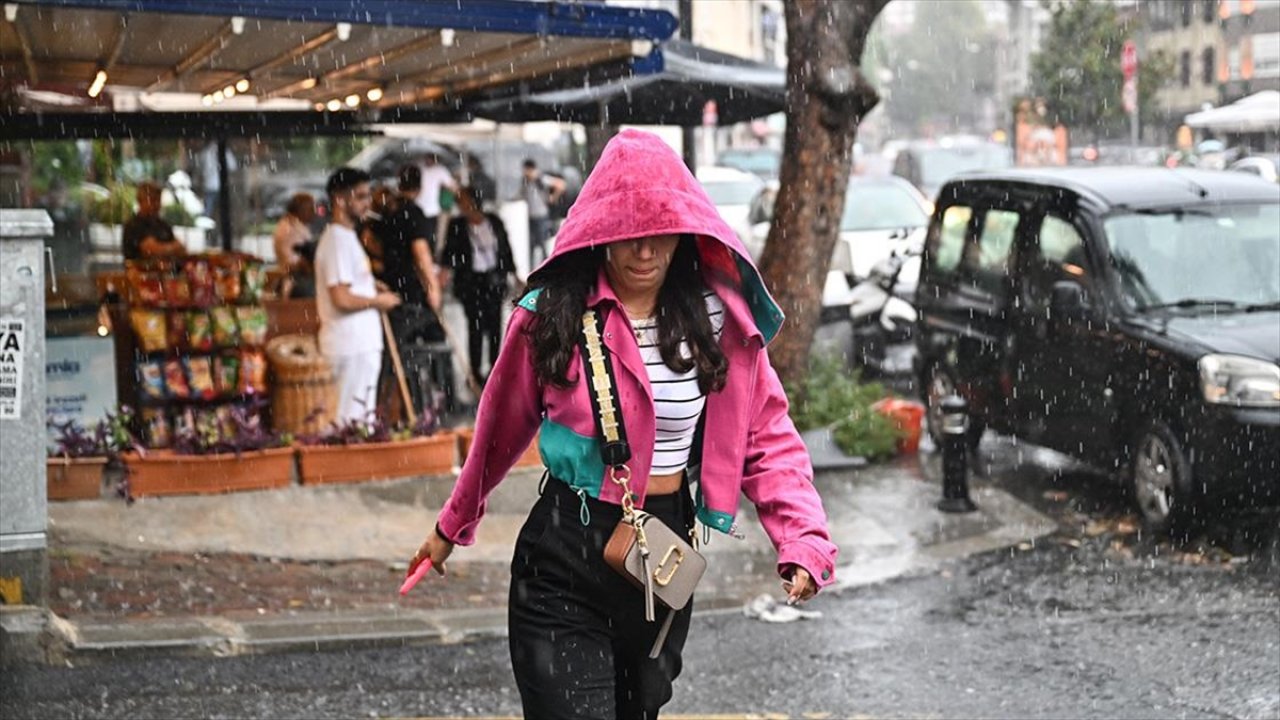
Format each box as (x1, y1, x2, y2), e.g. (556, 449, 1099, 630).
(914, 168, 1279, 531)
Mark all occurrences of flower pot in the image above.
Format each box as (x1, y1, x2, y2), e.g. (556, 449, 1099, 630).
(122, 447, 295, 497)
(456, 428, 542, 469)
(297, 432, 457, 485)
(46, 457, 108, 501)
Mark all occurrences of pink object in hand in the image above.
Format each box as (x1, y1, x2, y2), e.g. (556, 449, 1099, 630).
(399, 559, 433, 596)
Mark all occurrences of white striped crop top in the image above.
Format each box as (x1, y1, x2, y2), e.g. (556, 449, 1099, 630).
(630, 290, 725, 475)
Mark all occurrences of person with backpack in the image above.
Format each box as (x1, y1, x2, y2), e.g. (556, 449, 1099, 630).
(517, 158, 566, 267)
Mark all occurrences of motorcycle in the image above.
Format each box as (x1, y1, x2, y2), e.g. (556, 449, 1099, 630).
(844, 249, 920, 375)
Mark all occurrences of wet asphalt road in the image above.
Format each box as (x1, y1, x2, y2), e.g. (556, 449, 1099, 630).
(5, 430, 1278, 719)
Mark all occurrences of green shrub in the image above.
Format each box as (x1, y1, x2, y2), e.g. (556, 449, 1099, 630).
(786, 354, 901, 461)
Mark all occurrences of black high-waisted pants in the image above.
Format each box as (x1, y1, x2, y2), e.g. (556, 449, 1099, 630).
(509, 475, 695, 719)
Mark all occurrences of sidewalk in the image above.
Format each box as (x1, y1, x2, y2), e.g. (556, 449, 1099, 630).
(10, 451, 1055, 663)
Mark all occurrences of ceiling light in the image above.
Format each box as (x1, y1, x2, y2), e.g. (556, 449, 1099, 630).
(336, 22, 351, 41)
(344, 93, 360, 107)
(231, 16, 246, 35)
(201, 94, 214, 106)
(213, 92, 225, 104)
(235, 78, 250, 93)
(314, 102, 325, 112)
(300, 77, 317, 89)
(223, 84, 236, 98)
(440, 28, 456, 47)
(87, 69, 108, 98)
(326, 98, 341, 112)
(4, 4, 18, 23)
(366, 87, 383, 102)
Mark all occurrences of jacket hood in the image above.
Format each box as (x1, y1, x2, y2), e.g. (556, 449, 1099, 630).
(530, 128, 784, 342)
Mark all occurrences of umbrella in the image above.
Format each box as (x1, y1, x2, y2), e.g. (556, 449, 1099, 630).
(1184, 91, 1280, 134)
(469, 40, 785, 127)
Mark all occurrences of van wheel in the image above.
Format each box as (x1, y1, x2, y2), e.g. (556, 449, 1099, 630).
(924, 365, 984, 450)
(1130, 420, 1195, 536)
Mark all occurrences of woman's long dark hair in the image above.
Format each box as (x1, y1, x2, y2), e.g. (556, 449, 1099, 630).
(525, 235, 728, 394)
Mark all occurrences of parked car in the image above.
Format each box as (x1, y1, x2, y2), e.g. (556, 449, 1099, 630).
(697, 165, 765, 247)
(914, 167, 1279, 532)
(716, 147, 780, 180)
(892, 140, 1012, 201)
(743, 175, 930, 316)
(1229, 154, 1280, 183)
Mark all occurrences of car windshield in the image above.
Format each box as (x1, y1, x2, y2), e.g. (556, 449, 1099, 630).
(703, 179, 764, 206)
(717, 151, 779, 177)
(841, 183, 929, 231)
(1104, 203, 1280, 310)
(919, 146, 1011, 187)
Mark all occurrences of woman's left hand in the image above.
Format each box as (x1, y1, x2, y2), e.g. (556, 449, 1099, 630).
(783, 567, 817, 605)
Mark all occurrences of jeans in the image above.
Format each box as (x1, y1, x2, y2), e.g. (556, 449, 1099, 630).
(509, 476, 694, 719)
(529, 216, 552, 267)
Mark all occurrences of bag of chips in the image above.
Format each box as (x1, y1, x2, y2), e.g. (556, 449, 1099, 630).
(141, 407, 171, 449)
(214, 355, 240, 397)
(210, 306, 239, 347)
(172, 407, 196, 438)
(165, 311, 187, 350)
(235, 306, 268, 346)
(164, 358, 190, 399)
(130, 310, 168, 352)
(139, 360, 166, 399)
(239, 349, 268, 395)
(216, 262, 242, 303)
(185, 356, 216, 401)
(127, 267, 166, 307)
(186, 311, 213, 352)
(241, 262, 267, 304)
(185, 258, 218, 307)
(164, 275, 192, 308)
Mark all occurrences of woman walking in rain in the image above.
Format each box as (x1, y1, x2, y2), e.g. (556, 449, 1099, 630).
(407, 129, 837, 718)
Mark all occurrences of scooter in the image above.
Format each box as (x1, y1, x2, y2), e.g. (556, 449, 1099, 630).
(846, 249, 919, 375)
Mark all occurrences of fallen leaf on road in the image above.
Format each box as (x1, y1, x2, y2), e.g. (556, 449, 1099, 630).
(1058, 538, 1082, 549)
(1084, 521, 1110, 537)
(1017, 542, 1034, 551)
(1114, 518, 1139, 536)
(288, 599, 303, 608)
(1043, 490, 1069, 502)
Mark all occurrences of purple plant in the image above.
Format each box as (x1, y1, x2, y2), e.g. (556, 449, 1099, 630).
(171, 401, 285, 456)
(50, 407, 143, 459)
(297, 404, 438, 447)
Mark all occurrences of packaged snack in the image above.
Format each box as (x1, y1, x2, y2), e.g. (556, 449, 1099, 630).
(163, 358, 190, 399)
(141, 407, 171, 448)
(241, 262, 266, 304)
(164, 275, 192, 308)
(172, 407, 196, 438)
(185, 356, 216, 400)
(139, 360, 166, 399)
(215, 260, 242, 303)
(126, 266, 166, 307)
(129, 310, 168, 353)
(239, 349, 268, 395)
(235, 306, 268, 346)
(214, 355, 240, 397)
(194, 408, 221, 440)
(186, 258, 218, 307)
(209, 306, 239, 347)
(186, 311, 213, 352)
(214, 404, 237, 437)
(166, 311, 187, 350)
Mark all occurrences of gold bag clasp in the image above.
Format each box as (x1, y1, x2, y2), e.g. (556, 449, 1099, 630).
(653, 545, 685, 587)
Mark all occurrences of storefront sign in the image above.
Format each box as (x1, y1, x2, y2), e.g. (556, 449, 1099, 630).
(0, 317, 25, 420)
(46, 335, 117, 442)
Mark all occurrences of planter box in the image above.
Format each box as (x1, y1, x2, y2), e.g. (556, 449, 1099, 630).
(46, 457, 108, 501)
(122, 447, 295, 497)
(457, 428, 542, 468)
(297, 432, 457, 485)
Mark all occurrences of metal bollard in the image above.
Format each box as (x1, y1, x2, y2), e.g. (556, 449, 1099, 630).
(937, 394, 977, 513)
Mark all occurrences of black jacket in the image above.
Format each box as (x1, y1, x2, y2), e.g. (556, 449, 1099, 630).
(442, 213, 516, 298)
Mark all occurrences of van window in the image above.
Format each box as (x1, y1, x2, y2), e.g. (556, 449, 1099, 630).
(965, 209, 1019, 293)
(931, 205, 971, 274)
(1023, 214, 1091, 311)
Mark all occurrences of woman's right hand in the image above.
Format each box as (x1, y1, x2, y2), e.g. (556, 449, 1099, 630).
(373, 291, 402, 311)
(408, 526, 455, 578)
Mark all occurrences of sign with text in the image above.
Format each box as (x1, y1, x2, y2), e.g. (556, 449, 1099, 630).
(0, 317, 25, 420)
(46, 335, 118, 445)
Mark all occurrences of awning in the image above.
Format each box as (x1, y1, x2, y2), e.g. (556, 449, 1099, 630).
(1184, 91, 1280, 134)
(468, 38, 785, 127)
(1, 0, 677, 113)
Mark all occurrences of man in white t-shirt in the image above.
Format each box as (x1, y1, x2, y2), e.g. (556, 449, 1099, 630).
(414, 153, 458, 252)
(314, 168, 401, 422)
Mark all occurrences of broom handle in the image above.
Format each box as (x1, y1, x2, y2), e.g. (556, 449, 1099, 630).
(437, 312, 484, 399)
(381, 311, 417, 425)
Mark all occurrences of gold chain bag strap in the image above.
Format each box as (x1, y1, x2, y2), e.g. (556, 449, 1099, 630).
(580, 309, 707, 659)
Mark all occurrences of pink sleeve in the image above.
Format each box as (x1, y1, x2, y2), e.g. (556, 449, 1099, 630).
(739, 348, 839, 591)
(436, 309, 543, 545)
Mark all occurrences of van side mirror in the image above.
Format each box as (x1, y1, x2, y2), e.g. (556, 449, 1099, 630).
(1050, 281, 1088, 317)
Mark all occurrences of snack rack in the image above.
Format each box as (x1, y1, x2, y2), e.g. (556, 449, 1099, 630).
(124, 254, 271, 447)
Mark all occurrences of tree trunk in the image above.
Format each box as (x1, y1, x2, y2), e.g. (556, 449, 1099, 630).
(760, 0, 888, 388)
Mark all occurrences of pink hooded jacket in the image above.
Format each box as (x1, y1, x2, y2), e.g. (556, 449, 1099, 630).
(437, 129, 838, 590)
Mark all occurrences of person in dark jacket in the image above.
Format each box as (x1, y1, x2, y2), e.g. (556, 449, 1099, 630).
(441, 186, 516, 385)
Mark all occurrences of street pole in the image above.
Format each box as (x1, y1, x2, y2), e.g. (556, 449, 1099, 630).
(217, 136, 232, 252)
(679, 0, 696, 171)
